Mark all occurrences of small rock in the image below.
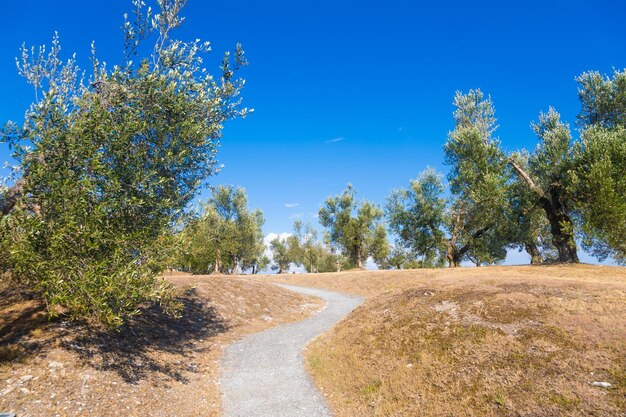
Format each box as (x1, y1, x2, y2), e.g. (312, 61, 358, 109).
(19, 387, 30, 395)
(591, 381, 612, 388)
(19, 375, 33, 383)
(48, 361, 64, 368)
(406, 363, 414, 368)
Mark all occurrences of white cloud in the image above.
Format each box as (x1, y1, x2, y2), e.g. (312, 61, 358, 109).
(365, 256, 379, 270)
(289, 213, 304, 219)
(310, 212, 319, 219)
(325, 136, 345, 144)
(263, 232, 290, 248)
(284, 203, 299, 208)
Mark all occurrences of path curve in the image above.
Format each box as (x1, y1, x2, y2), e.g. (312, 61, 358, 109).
(220, 284, 363, 417)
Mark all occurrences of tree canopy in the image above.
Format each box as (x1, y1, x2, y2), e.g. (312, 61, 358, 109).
(319, 185, 389, 269)
(0, 0, 249, 326)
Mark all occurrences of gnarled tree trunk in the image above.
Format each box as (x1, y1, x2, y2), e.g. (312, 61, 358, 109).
(525, 240, 544, 264)
(445, 241, 462, 268)
(508, 158, 579, 263)
(355, 245, 364, 269)
(213, 247, 223, 274)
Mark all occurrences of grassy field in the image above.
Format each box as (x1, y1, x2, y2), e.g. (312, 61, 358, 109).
(0, 273, 323, 417)
(263, 265, 626, 416)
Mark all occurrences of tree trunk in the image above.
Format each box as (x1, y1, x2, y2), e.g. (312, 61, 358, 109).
(213, 248, 222, 274)
(539, 194, 579, 263)
(445, 241, 462, 268)
(525, 240, 543, 264)
(355, 246, 363, 269)
(233, 257, 240, 275)
(507, 158, 578, 263)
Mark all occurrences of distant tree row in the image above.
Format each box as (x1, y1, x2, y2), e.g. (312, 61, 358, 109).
(176, 69, 625, 275)
(316, 70, 625, 268)
(385, 69, 626, 267)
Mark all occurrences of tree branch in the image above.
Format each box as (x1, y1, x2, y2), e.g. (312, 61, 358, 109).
(507, 157, 544, 197)
(0, 177, 25, 216)
(458, 225, 490, 257)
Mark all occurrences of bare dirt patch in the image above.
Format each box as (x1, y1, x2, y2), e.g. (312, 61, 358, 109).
(0, 274, 323, 416)
(255, 265, 626, 416)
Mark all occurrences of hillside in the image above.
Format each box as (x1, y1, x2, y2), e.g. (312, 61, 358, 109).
(264, 265, 626, 416)
(0, 274, 323, 417)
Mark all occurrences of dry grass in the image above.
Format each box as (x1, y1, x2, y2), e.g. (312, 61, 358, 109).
(254, 264, 626, 416)
(0, 274, 323, 417)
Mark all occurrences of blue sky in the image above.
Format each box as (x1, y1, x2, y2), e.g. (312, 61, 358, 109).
(2, 0, 625, 265)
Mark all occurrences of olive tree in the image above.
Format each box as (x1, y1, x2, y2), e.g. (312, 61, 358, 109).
(442, 90, 511, 266)
(319, 185, 389, 269)
(386, 168, 506, 268)
(573, 70, 626, 263)
(176, 186, 264, 274)
(446, 90, 579, 263)
(269, 236, 296, 274)
(0, 0, 250, 326)
(452, 69, 626, 264)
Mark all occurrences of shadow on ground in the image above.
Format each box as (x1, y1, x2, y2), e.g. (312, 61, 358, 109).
(0, 286, 228, 384)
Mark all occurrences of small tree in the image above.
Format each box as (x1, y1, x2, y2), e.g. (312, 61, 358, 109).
(0, 0, 250, 325)
(381, 246, 412, 270)
(269, 236, 296, 274)
(290, 221, 321, 273)
(176, 186, 264, 274)
(319, 185, 388, 269)
(286, 220, 348, 273)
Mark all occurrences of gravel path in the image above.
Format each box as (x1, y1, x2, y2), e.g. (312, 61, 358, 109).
(220, 284, 363, 417)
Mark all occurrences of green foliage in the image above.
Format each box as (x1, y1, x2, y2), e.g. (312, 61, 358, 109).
(289, 221, 322, 272)
(443, 91, 511, 266)
(0, 0, 249, 326)
(576, 69, 626, 128)
(287, 220, 348, 273)
(448, 69, 626, 264)
(506, 152, 555, 263)
(529, 108, 576, 192)
(176, 186, 265, 274)
(319, 185, 388, 269)
(379, 246, 420, 270)
(269, 236, 295, 274)
(386, 168, 447, 266)
(573, 70, 626, 262)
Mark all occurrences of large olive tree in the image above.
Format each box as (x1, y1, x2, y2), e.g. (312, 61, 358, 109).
(0, 0, 250, 326)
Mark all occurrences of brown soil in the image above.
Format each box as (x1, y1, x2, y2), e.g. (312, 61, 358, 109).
(255, 264, 626, 416)
(0, 274, 323, 417)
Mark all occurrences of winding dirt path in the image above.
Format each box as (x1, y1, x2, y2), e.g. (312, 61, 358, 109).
(220, 284, 363, 417)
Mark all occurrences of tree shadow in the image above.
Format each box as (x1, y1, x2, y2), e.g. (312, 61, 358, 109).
(0, 286, 52, 363)
(0, 286, 228, 384)
(62, 288, 228, 384)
